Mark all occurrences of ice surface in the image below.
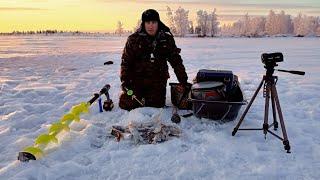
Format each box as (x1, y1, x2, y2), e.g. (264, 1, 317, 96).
(0, 36, 319, 179)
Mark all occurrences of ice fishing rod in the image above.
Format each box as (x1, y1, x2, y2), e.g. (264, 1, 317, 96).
(124, 87, 145, 106)
(18, 84, 113, 162)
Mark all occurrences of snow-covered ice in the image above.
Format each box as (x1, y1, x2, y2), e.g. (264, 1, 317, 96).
(0, 35, 319, 179)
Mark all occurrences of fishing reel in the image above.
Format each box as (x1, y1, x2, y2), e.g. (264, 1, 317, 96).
(97, 84, 114, 112)
(103, 99, 114, 111)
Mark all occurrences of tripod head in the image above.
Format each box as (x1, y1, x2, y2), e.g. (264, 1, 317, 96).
(261, 52, 305, 77)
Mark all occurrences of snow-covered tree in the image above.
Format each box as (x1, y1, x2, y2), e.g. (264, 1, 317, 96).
(221, 14, 251, 37)
(229, 20, 243, 36)
(219, 24, 230, 36)
(318, 17, 320, 36)
(173, 7, 189, 37)
(166, 6, 176, 34)
(265, 10, 293, 35)
(220, 10, 319, 37)
(196, 10, 209, 37)
(278, 10, 293, 34)
(317, 28, 320, 36)
(208, 9, 220, 37)
(249, 16, 266, 37)
(196, 10, 204, 36)
(265, 10, 278, 35)
(305, 16, 319, 36)
(293, 13, 303, 36)
(293, 13, 320, 36)
(189, 21, 194, 34)
(115, 21, 124, 35)
(194, 26, 201, 35)
(241, 13, 251, 36)
(220, 14, 265, 37)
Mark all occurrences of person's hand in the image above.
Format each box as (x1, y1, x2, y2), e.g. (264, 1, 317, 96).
(121, 81, 133, 92)
(178, 82, 191, 92)
(176, 83, 185, 93)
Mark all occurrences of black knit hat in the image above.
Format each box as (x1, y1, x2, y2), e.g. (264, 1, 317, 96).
(142, 9, 160, 22)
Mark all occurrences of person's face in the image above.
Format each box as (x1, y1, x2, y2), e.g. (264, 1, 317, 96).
(145, 21, 158, 36)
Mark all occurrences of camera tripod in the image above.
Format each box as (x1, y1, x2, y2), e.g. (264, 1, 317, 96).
(232, 53, 305, 153)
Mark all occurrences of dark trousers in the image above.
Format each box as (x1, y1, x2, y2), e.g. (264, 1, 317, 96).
(119, 80, 167, 111)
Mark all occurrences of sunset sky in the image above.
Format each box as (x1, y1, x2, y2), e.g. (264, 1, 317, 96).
(0, 0, 319, 33)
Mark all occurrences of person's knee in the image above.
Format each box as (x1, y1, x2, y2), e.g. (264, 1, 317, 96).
(119, 93, 139, 111)
(145, 88, 166, 107)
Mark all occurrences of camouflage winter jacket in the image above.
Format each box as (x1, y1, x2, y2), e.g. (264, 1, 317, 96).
(120, 30, 188, 88)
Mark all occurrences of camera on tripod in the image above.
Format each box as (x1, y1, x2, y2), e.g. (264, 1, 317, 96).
(261, 52, 283, 65)
(232, 52, 305, 153)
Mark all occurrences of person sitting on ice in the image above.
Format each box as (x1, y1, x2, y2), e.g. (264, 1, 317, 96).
(119, 9, 188, 110)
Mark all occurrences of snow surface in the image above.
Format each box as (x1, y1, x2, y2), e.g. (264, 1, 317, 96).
(0, 35, 319, 180)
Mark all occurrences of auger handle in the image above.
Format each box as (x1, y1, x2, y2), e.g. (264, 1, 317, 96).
(88, 84, 111, 105)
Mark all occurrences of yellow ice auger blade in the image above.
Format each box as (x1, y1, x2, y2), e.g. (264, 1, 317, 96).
(19, 100, 93, 162)
(35, 134, 58, 145)
(49, 122, 70, 135)
(62, 123, 70, 131)
(60, 113, 75, 123)
(23, 146, 44, 158)
(71, 102, 90, 115)
(73, 114, 80, 122)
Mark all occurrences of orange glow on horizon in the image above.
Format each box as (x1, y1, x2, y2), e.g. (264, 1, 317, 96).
(0, 0, 319, 33)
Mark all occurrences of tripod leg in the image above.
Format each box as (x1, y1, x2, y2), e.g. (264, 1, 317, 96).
(263, 83, 271, 138)
(270, 88, 278, 130)
(271, 85, 291, 153)
(232, 78, 264, 136)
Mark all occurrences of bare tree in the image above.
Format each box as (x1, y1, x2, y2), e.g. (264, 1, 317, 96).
(115, 21, 124, 36)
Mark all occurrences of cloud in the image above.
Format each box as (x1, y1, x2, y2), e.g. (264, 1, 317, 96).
(97, 0, 320, 10)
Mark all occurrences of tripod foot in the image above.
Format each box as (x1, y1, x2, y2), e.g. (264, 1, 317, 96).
(232, 129, 237, 136)
(263, 123, 268, 135)
(274, 121, 278, 130)
(283, 140, 291, 153)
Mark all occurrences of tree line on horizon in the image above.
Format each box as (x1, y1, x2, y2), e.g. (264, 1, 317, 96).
(2, 7, 319, 37)
(115, 7, 320, 37)
(0, 30, 85, 35)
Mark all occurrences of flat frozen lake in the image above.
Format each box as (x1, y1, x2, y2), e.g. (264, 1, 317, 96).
(0, 35, 319, 179)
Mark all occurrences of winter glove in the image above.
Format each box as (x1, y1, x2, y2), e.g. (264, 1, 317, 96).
(178, 82, 191, 92)
(121, 80, 133, 92)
